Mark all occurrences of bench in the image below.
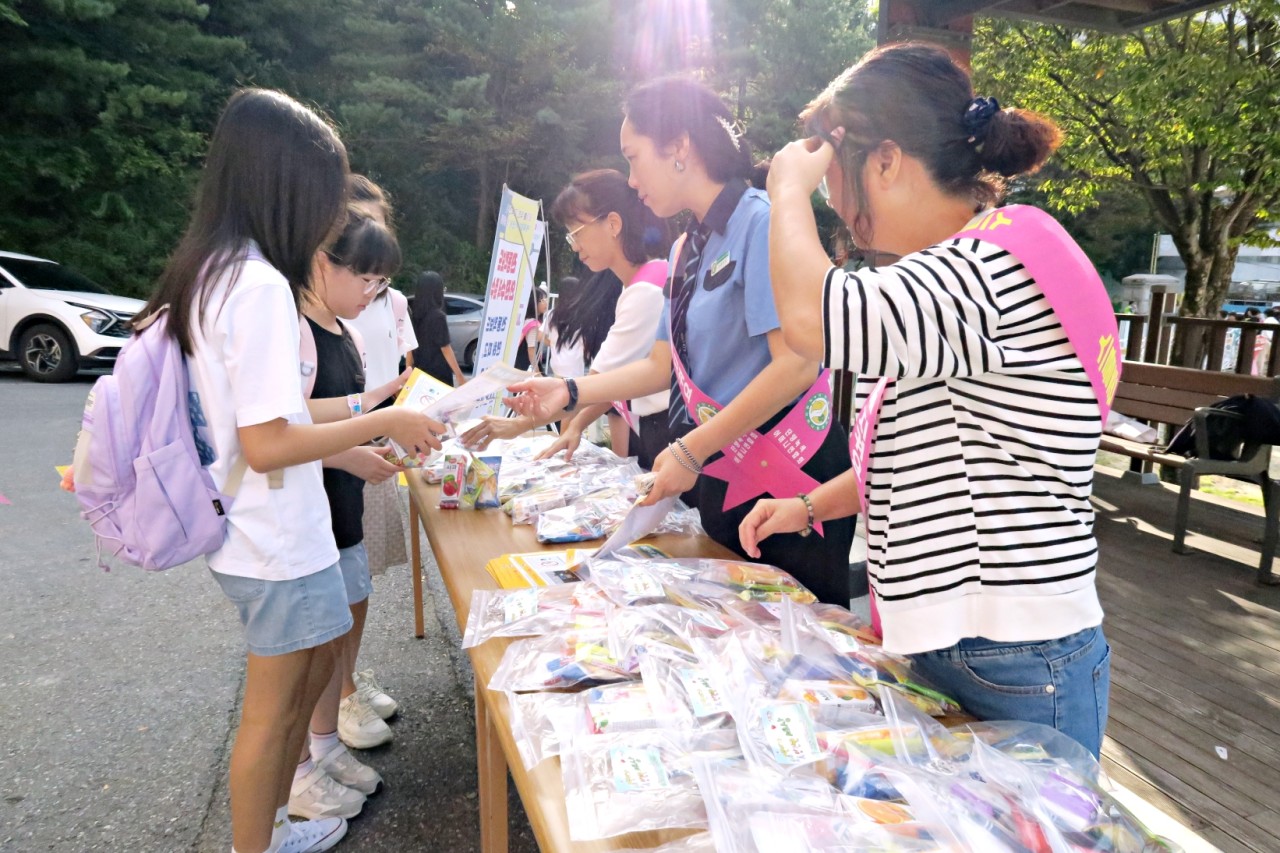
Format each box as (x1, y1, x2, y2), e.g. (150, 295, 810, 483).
(1101, 362, 1280, 583)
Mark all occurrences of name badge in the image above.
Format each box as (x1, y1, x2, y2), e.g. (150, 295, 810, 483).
(708, 251, 731, 277)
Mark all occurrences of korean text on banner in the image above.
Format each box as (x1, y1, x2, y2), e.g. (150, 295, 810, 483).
(472, 186, 545, 417)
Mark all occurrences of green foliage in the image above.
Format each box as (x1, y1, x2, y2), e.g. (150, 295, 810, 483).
(974, 3, 1280, 317)
(0, 0, 248, 296)
(0, 0, 874, 298)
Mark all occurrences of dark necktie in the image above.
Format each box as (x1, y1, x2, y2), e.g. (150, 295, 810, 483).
(667, 225, 706, 438)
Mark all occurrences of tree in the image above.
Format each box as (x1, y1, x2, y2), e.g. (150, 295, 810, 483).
(0, 0, 247, 296)
(973, 3, 1280, 326)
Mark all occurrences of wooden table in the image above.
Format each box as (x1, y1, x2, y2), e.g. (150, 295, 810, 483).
(405, 470, 731, 852)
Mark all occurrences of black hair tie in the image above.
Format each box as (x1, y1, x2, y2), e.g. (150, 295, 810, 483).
(963, 96, 1001, 149)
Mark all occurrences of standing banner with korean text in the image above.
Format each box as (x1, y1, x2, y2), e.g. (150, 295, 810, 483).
(471, 185, 545, 417)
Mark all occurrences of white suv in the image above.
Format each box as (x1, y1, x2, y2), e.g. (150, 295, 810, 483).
(0, 251, 146, 382)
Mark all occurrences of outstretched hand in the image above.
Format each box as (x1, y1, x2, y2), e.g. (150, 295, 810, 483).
(535, 425, 583, 462)
(738, 497, 809, 559)
(504, 376, 570, 422)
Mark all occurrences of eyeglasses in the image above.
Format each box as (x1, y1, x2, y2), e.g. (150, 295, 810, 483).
(565, 215, 603, 249)
(326, 252, 391, 296)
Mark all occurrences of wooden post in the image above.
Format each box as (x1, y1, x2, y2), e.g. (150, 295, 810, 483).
(878, 0, 974, 63)
(1143, 290, 1175, 363)
(410, 489, 425, 639)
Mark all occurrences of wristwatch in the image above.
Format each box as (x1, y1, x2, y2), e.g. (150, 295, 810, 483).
(562, 377, 579, 412)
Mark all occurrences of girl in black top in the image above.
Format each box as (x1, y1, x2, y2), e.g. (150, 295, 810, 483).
(410, 271, 465, 386)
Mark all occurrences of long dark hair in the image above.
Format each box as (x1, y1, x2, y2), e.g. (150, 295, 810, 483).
(144, 88, 349, 354)
(550, 169, 672, 266)
(624, 77, 753, 184)
(547, 271, 622, 366)
(800, 43, 1060, 246)
(412, 271, 445, 323)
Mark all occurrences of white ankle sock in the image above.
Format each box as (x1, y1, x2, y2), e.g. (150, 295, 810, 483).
(309, 729, 340, 763)
(294, 756, 314, 783)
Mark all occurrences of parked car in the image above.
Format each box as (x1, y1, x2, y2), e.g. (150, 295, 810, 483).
(444, 293, 484, 369)
(0, 251, 145, 382)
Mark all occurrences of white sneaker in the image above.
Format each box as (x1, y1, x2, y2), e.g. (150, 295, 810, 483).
(278, 817, 348, 853)
(354, 669, 399, 720)
(289, 762, 365, 820)
(338, 692, 393, 749)
(316, 742, 382, 795)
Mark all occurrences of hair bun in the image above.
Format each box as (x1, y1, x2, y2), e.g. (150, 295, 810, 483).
(977, 108, 1062, 177)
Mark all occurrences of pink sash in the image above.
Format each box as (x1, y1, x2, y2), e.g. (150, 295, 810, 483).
(851, 205, 1121, 634)
(667, 260, 835, 532)
(611, 259, 669, 432)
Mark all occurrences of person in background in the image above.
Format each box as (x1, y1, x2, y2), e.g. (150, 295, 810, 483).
(410, 271, 466, 387)
(741, 43, 1111, 756)
(506, 77, 856, 606)
(141, 87, 442, 853)
(514, 285, 550, 372)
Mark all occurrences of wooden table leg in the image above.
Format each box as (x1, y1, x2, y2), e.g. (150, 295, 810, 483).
(474, 678, 509, 853)
(410, 488, 425, 639)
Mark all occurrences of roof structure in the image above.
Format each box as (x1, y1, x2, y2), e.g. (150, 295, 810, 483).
(880, 0, 1230, 47)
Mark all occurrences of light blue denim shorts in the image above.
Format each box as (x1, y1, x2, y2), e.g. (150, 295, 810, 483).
(338, 542, 373, 605)
(211, 562, 353, 657)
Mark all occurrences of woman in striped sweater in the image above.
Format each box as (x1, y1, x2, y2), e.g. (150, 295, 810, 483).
(741, 43, 1112, 757)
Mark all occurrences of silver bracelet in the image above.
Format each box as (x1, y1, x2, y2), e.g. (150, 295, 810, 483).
(673, 437, 703, 473)
(668, 442, 701, 474)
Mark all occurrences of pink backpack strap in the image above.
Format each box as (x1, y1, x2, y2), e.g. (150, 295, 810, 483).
(389, 289, 411, 351)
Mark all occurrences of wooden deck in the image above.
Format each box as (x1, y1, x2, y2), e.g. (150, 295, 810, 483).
(1092, 465, 1280, 853)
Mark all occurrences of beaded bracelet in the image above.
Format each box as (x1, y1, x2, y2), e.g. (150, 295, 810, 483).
(346, 393, 364, 419)
(673, 437, 703, 473)
(796, 493, 815, 538)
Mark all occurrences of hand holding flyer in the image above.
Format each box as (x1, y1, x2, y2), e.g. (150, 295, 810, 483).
(388, 365, 529, 466)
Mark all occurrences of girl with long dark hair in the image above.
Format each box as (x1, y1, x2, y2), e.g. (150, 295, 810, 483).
(142, 89, 441, 853)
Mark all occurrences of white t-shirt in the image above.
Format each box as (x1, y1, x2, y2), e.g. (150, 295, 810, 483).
(187, 253, 339, 580)
(347, 287, 417, 390)
(591, 281, 668, 417)
(543, 309, 586, 379)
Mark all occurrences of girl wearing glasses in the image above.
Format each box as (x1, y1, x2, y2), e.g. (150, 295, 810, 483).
(507, 79, 856, 607)
(742, 44, 1112, 756)
(465, 169, 673, 468)
(288, 206, 411, 821)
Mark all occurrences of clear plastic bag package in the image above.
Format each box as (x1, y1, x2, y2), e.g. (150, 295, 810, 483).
(794, 601, 962, 718)
(462, 583, 611, 649)
(506, 690, 581, 769)
(488, 625, 640, 692)
(535, 483, 638, 544)
(560, 728, 739, 840)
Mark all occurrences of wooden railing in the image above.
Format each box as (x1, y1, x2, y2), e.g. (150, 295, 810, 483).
(1117, 313, 1280, 377)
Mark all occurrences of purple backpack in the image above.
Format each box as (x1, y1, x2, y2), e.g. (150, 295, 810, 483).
(71, 310, 244, 570)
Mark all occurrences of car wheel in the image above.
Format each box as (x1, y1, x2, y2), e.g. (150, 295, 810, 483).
(18, 323, 79, 382)
(464, 340, 477, 369)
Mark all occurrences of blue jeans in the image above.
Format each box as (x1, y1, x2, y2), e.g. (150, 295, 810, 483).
(909, 626, 1111, 757)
